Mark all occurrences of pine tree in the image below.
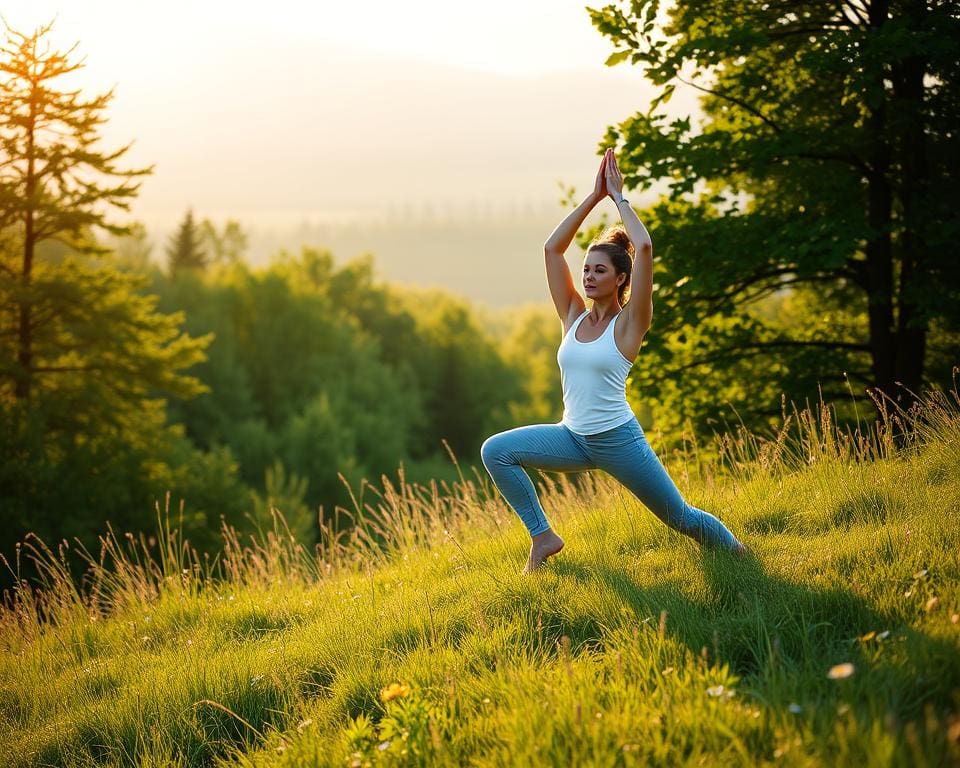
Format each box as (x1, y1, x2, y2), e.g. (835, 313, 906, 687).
(166, 208, 208, 276)
(0, 15, 211, 411)
(0, 19, 191, 402)
(0, 20, 213, 544)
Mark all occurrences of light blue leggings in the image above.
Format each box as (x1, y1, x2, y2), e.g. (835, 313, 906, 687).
(480, 417, 741, 550)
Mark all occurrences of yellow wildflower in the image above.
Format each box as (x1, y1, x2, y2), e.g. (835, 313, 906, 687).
(380, 682, 411, 703)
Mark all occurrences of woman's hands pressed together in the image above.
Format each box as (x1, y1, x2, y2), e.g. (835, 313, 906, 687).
(604, 148, 624, 203)
(591, 148, 610, 203)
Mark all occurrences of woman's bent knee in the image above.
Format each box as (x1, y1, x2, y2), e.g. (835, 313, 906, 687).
(480, 432, 507, 468)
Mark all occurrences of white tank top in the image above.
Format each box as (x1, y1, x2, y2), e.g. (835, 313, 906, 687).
(556, 310, 635, 435)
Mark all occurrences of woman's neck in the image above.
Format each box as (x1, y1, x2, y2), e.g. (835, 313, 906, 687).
(588, 298, 621, 322)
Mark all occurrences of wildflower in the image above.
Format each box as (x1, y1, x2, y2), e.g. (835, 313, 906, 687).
(859, 631, 876, 642)
(788, 703, 803, 714)
(706, 685, 734, 698)
(662, 666, 674, 676)
(380, 682, 411, 703)
(378, 740, 392, 751)
(925, 596, 939, 612)
(297, 719, 313, 732)
(827, 663, 855, 680)
(877, 630, 891, 640)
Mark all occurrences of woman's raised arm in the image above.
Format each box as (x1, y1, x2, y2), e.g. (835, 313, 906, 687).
(605, 151, 653, 338)
(544, 150, 611, 326)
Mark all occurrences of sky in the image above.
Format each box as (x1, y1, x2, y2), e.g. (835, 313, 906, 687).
(3, 1, 693, 221)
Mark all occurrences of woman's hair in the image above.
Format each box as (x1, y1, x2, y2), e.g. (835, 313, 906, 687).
(588, 225, 635, 306)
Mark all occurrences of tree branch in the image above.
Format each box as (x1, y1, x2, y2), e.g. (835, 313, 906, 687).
(689, 267, 853, 306)
(677, 75, 783, 134)
(674, 77, 871, 173)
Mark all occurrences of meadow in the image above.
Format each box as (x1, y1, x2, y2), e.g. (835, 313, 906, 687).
(1, 386, 959, 767)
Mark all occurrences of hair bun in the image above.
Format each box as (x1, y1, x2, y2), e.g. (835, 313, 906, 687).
(598, 225, 635, 258)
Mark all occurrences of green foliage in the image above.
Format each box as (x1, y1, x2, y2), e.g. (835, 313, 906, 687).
(0, 20, 220, 567)
(396, 288, 521, 459)
(140, 247, 527, 535)
(497, 305, 564, 425)
(586, 0, 960, 439)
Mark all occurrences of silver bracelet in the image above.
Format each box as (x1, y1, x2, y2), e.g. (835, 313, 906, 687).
(616, 197, 630, 206)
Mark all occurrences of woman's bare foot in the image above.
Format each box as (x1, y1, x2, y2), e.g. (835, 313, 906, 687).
(523, 529, 565, 573)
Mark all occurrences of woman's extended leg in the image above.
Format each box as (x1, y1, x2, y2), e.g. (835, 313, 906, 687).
(480, 423, 594, 569)
(481, 423, 594, 535)
(589, 419, 743, 550)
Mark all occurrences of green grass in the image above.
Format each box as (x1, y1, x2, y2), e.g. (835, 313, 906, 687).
(2, 388, 959, 767)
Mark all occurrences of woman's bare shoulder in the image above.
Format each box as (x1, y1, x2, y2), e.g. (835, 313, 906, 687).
(560, 301, 587, 337)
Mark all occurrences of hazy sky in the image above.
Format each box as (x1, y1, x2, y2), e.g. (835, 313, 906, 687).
(5, 0, 694, 234)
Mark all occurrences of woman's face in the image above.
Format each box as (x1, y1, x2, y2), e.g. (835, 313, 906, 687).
(582, 250, 623, 300)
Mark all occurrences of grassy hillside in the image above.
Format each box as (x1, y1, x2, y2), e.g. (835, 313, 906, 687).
(2, 389, 959, 767)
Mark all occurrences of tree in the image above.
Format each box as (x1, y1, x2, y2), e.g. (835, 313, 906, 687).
(0, 21, 216, 561)
(200, 217, 248, 268)
(166, 208, 208, 275)
(0, 19, 157, 401)
(588, 0, 959, 411)
(0, 17, 209, 412)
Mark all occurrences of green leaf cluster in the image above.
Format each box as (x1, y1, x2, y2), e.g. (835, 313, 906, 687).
(587, 0, 960, 441)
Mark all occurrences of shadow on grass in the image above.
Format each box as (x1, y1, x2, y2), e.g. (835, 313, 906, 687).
(552, 552, 960, 723)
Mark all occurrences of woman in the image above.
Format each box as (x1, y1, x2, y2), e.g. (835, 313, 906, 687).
(481, 148, 745, 573)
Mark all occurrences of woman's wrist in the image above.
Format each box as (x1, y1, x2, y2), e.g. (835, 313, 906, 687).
(583, 193, 603, 212)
